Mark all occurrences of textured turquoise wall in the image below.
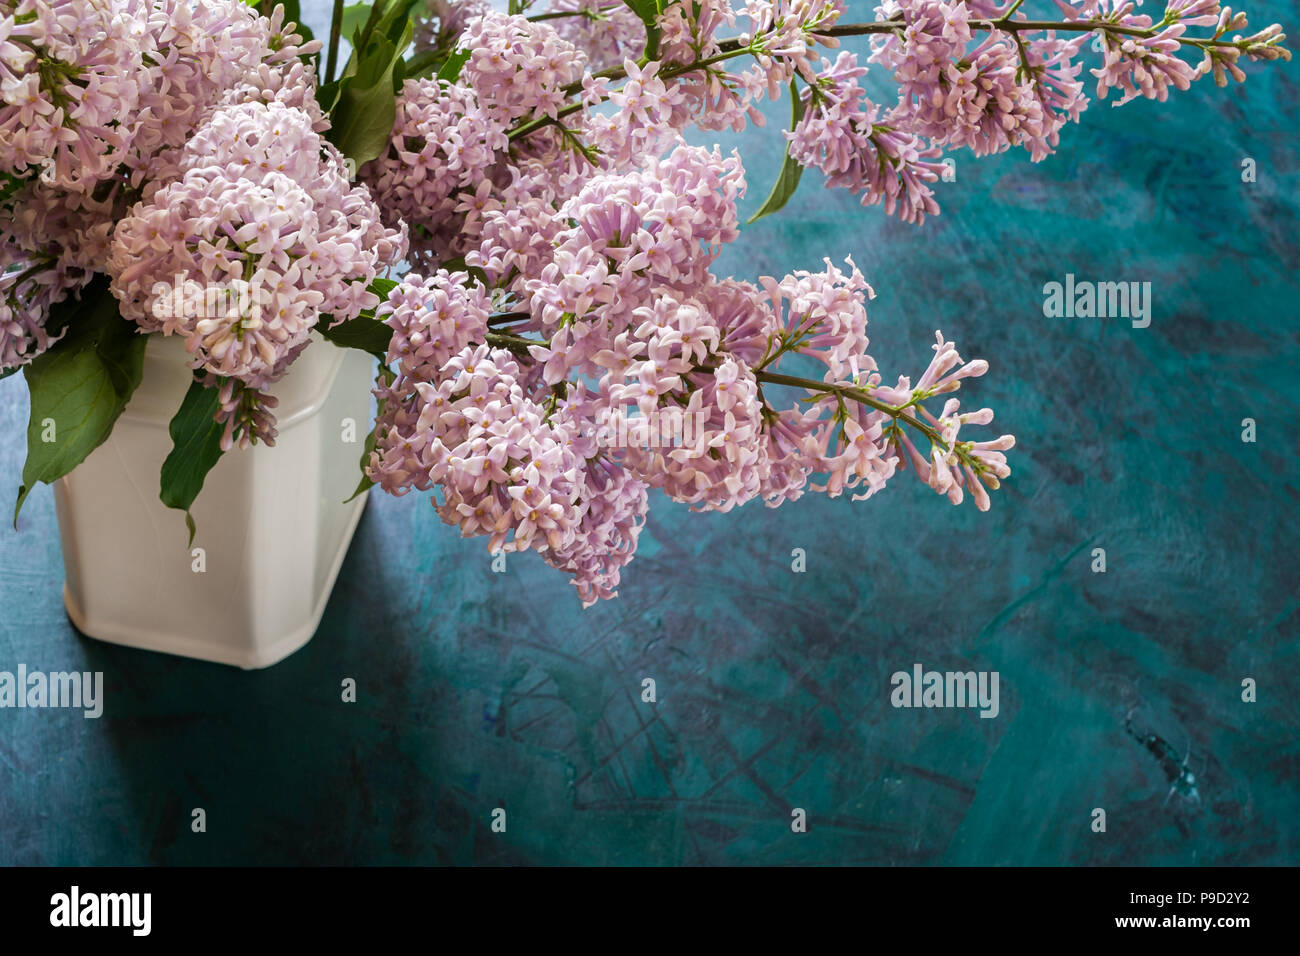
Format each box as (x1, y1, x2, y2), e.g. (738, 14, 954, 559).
(0, 1, 1296, 865)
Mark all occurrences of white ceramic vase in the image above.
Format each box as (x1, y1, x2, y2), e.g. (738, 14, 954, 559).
(53, 333, 374, 669)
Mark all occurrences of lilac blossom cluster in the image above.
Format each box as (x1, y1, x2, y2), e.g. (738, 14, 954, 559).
(362, 78, 505, 266)
(832, 0, 1285, 218)
(355, 0, 1285, 603)
(787, 50, 945, 224)
(110, 99, 404, 390)
(2, 0, 403, 446)
(1, 0, 1288, 601)
(368, 128, 1009, 602)
(539, 0, 646, 72)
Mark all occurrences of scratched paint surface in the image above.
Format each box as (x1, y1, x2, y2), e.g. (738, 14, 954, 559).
(1, 2, 1297, 865)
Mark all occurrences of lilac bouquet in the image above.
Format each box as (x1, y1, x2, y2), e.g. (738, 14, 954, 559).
(1, 0, 1288, 604)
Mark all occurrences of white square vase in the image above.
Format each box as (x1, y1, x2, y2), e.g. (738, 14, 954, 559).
(53, 333, 374, 669)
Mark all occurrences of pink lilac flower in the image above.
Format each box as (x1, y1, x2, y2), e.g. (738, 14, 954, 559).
(1019, 32, 1089, 152)
(740, 0, 846, 90)
(0, 0, 147, 190)
(636, 348, 768, 512)
(655, 0, 771, 132)
(181, 98, 406, 294)
(458, 11, 587, 126)
(760, 255, 874, 382)
(379, 270, 492, 386)
(930, 35, 1054, 156)
(788, 52, 945, 222)
(659, 0, 844, 135)
(361, 78, 507, 266)
(757, 406, 821, 505)
(706, 277, 779, 366)
(541, 0, 645, 72)
(111, 168, 323, 380)
(125, 0, 320, 186)
(870, 331, 1013, 510)
(542, 457, 649, 606)
(584, 58, 688, 168)
(369, 338, 588, 558)
(203, 370, 283, 450)
(912, 397, 1013, 508)
(1164, 0, 1224, 27)
(109, 100, 404, 385)
(465, 169, 570, 289)
(3, 177, 122, 276)
(870, 1, 1089, 160)
(517, 142, 745, 374)
(0, 252, 78, 369)
(220, 59, 329, 132)
(1080, 2, 1199, 105)
(0, 174, 120, 368)
(810, 396, 898, 501)
(1192, 12, 1290, 86)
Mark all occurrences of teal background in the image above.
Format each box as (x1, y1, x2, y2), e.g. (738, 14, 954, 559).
(1, 1, 1297, 865)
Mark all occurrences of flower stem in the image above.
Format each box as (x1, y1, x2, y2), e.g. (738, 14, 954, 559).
(754, 369, 938, 440)
(752, 368, 988, 475)
(487, 311, 532, 326)
(485, 331, 545, 352)
(528, 6, 615, 22)
(326, 0, 344, 83)
(816, 18, 1272, 50)
(510, 46, 755, 142)
(511, 12, 1281, 144)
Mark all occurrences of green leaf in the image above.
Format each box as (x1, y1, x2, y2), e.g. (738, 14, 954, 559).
(345, 426, 377, 502)
(346, 364, 394, 503)
(436, 256, 489, 287)
(340, 2, 373, 40)
(159, 379, 226, 546)
(748, 81, 809, 225)
(326, 17, 414, 166)
(402, 48, 442, 79)
(0, 171, 27, 205)
(354, 33, 396, 85)
(435, 47, 470, 83)
(621, 0, 664, 21)
(344, 0, 419, 77)
(14, 278, 147, 525)
(379, 0, 422, 46)
(328, 71, 399, 167)
(315, 278, 399, 359)
(621, 0, 664, 60)
(316, 315, 392, 360)
(369, 277, 399, 298)
(390, 50, 407, 94)
(316, 78, 341, 112)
